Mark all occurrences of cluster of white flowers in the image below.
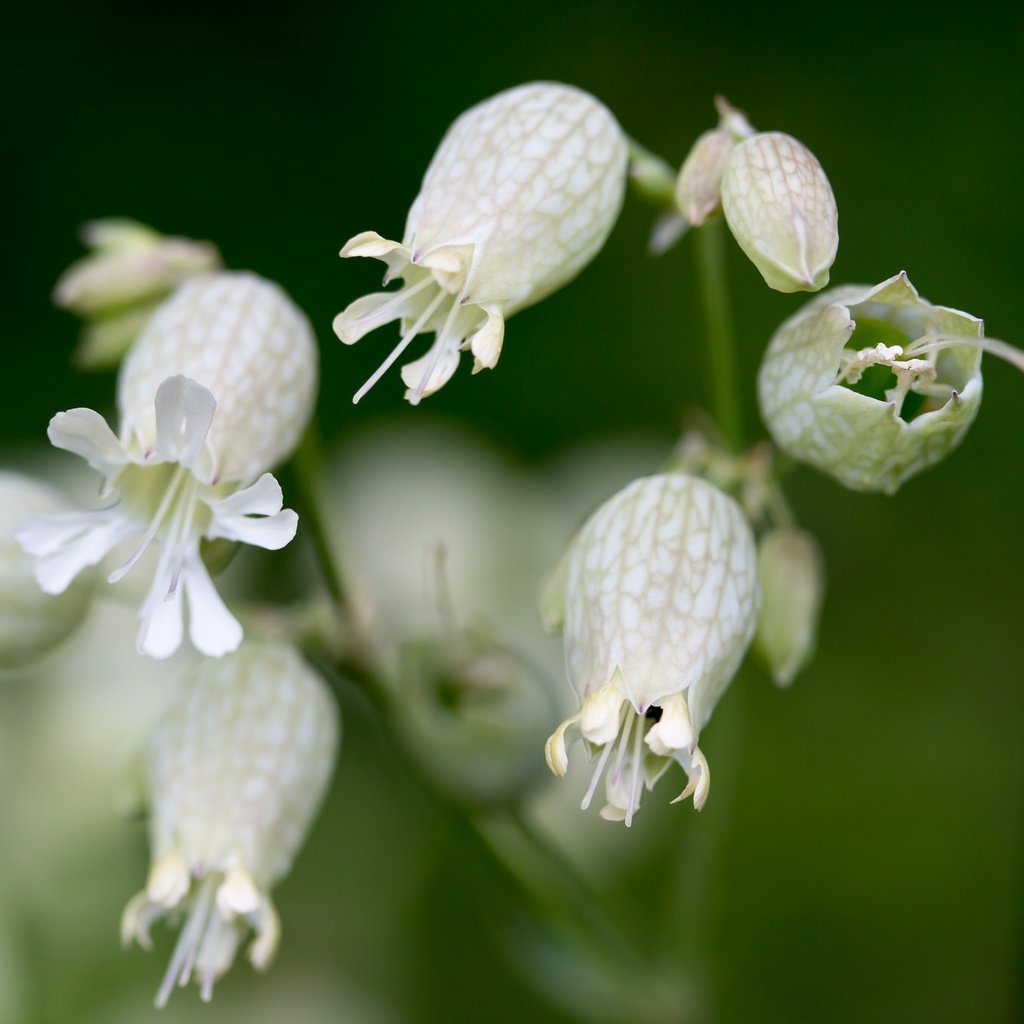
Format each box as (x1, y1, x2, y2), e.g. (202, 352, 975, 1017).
(5, 76, 1020, 1013)
(11, 247, 335, 1003)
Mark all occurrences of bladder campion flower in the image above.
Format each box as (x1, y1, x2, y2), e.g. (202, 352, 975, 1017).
(758, 271, 1024, 493)
(17, 272, 317, 658)
(543, 474, 759, 825)
(121, 643, 338, 1007)
(334, 81, 628, 404)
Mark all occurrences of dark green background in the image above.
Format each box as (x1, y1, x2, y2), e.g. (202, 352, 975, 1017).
(4, 2, 1024, 1022)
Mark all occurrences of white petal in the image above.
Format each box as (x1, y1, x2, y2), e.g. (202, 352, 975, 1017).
(544, 714, 580, 777)
(333, 291, 411, 345)
(21, 510, 134, 593)
(183, 555, 243, 657)
(579, 680, 627, 746)
(47, 408, 127, 475)
(645, 693, 694, 757)
(469, 305, 505, 372)
(208, 473, 284, 517)
(206, 474, 298, 551)
(154, 375, 216, 467)
(16, 507, 115, 557)
(209, 508, 298, 551)
(401, 342, 460, 403)
(137, 571, 185, 660)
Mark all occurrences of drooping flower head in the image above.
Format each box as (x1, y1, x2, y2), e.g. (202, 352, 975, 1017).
(17, 272, 318, 658)
(121, 643, 338, 1007)
(544, 474, 759, 825)
(758, 271, 1024, 493)
(334, 82, 628, 404)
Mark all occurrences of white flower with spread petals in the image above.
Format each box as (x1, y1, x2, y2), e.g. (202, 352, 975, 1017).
(17, 272, 318, 659)
(121, 643, 338, 1007)
(334, 81, 628, 404)
(543, 474, 759, 825)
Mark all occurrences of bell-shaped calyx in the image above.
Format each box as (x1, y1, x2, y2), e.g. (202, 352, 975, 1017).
(758, 271, 1024, 493)
(543, 473, 759, 825)
(334, 81, 628, 404)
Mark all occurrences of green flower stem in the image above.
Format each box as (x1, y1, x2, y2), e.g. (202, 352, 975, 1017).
(498, 806, 643, 966)
(694, 218, 743, 449)
(314, 651, 655, 1002)
(292, 424, 348, 611)
(626, 138, 678, 207)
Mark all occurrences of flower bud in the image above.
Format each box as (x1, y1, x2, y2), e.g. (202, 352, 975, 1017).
(121, 642, 338, 1007)
(754, 529, 824, 687)
(54, 219, 221, 369)
(334, 81, 628, 403)
(0, 472, 94, 669)
(675, 128, 735, 228)
(721, 131, 838, 292)
(756, 271, 1019, 493)
(544, 474, 759, 824)
(18, 272, 316, 659)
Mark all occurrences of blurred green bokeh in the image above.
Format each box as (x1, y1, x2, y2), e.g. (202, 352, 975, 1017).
(4, 2, 1024, 1022)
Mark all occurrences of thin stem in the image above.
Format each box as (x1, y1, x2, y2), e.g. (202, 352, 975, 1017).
(626, 138, 678, 207)
(694, 218, 743, 449)
(312, 650, 652, 985)
(292, 424, 348, 612)
(488, 807, 647, 971)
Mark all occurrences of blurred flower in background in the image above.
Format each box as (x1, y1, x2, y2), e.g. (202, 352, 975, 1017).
(53, 219, 221, 371)
(122, 643, 338, 1006)
(0, 471, 95, 669)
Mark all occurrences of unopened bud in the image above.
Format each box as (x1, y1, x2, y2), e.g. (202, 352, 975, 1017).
(675, 128, 735, 228)
(721, 131, 838, 293)
(54, 219, 221, 369)
(754, 529, 824, 687)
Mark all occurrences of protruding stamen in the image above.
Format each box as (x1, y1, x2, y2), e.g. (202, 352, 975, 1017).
(625, 712, 646, 828)
(356, 273, 433, 322)
(108, 466, 188, 583)
(353, 286, 449, 404)
(155, 874, 216, 1009)
(581, 737, 616, 810)
(610, 707, 635, 786)
(903, 332, 1024, 373)
(409, 293, 466, 405)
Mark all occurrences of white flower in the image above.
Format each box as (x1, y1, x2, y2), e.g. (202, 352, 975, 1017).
(0, 471, 95, 668)
(758, 271, 1024, 492)
(544, 474, 759, 825)
(334, 81, 628, 404)
(17, 272, 318, 659)
(121, 642, 338, 1007)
